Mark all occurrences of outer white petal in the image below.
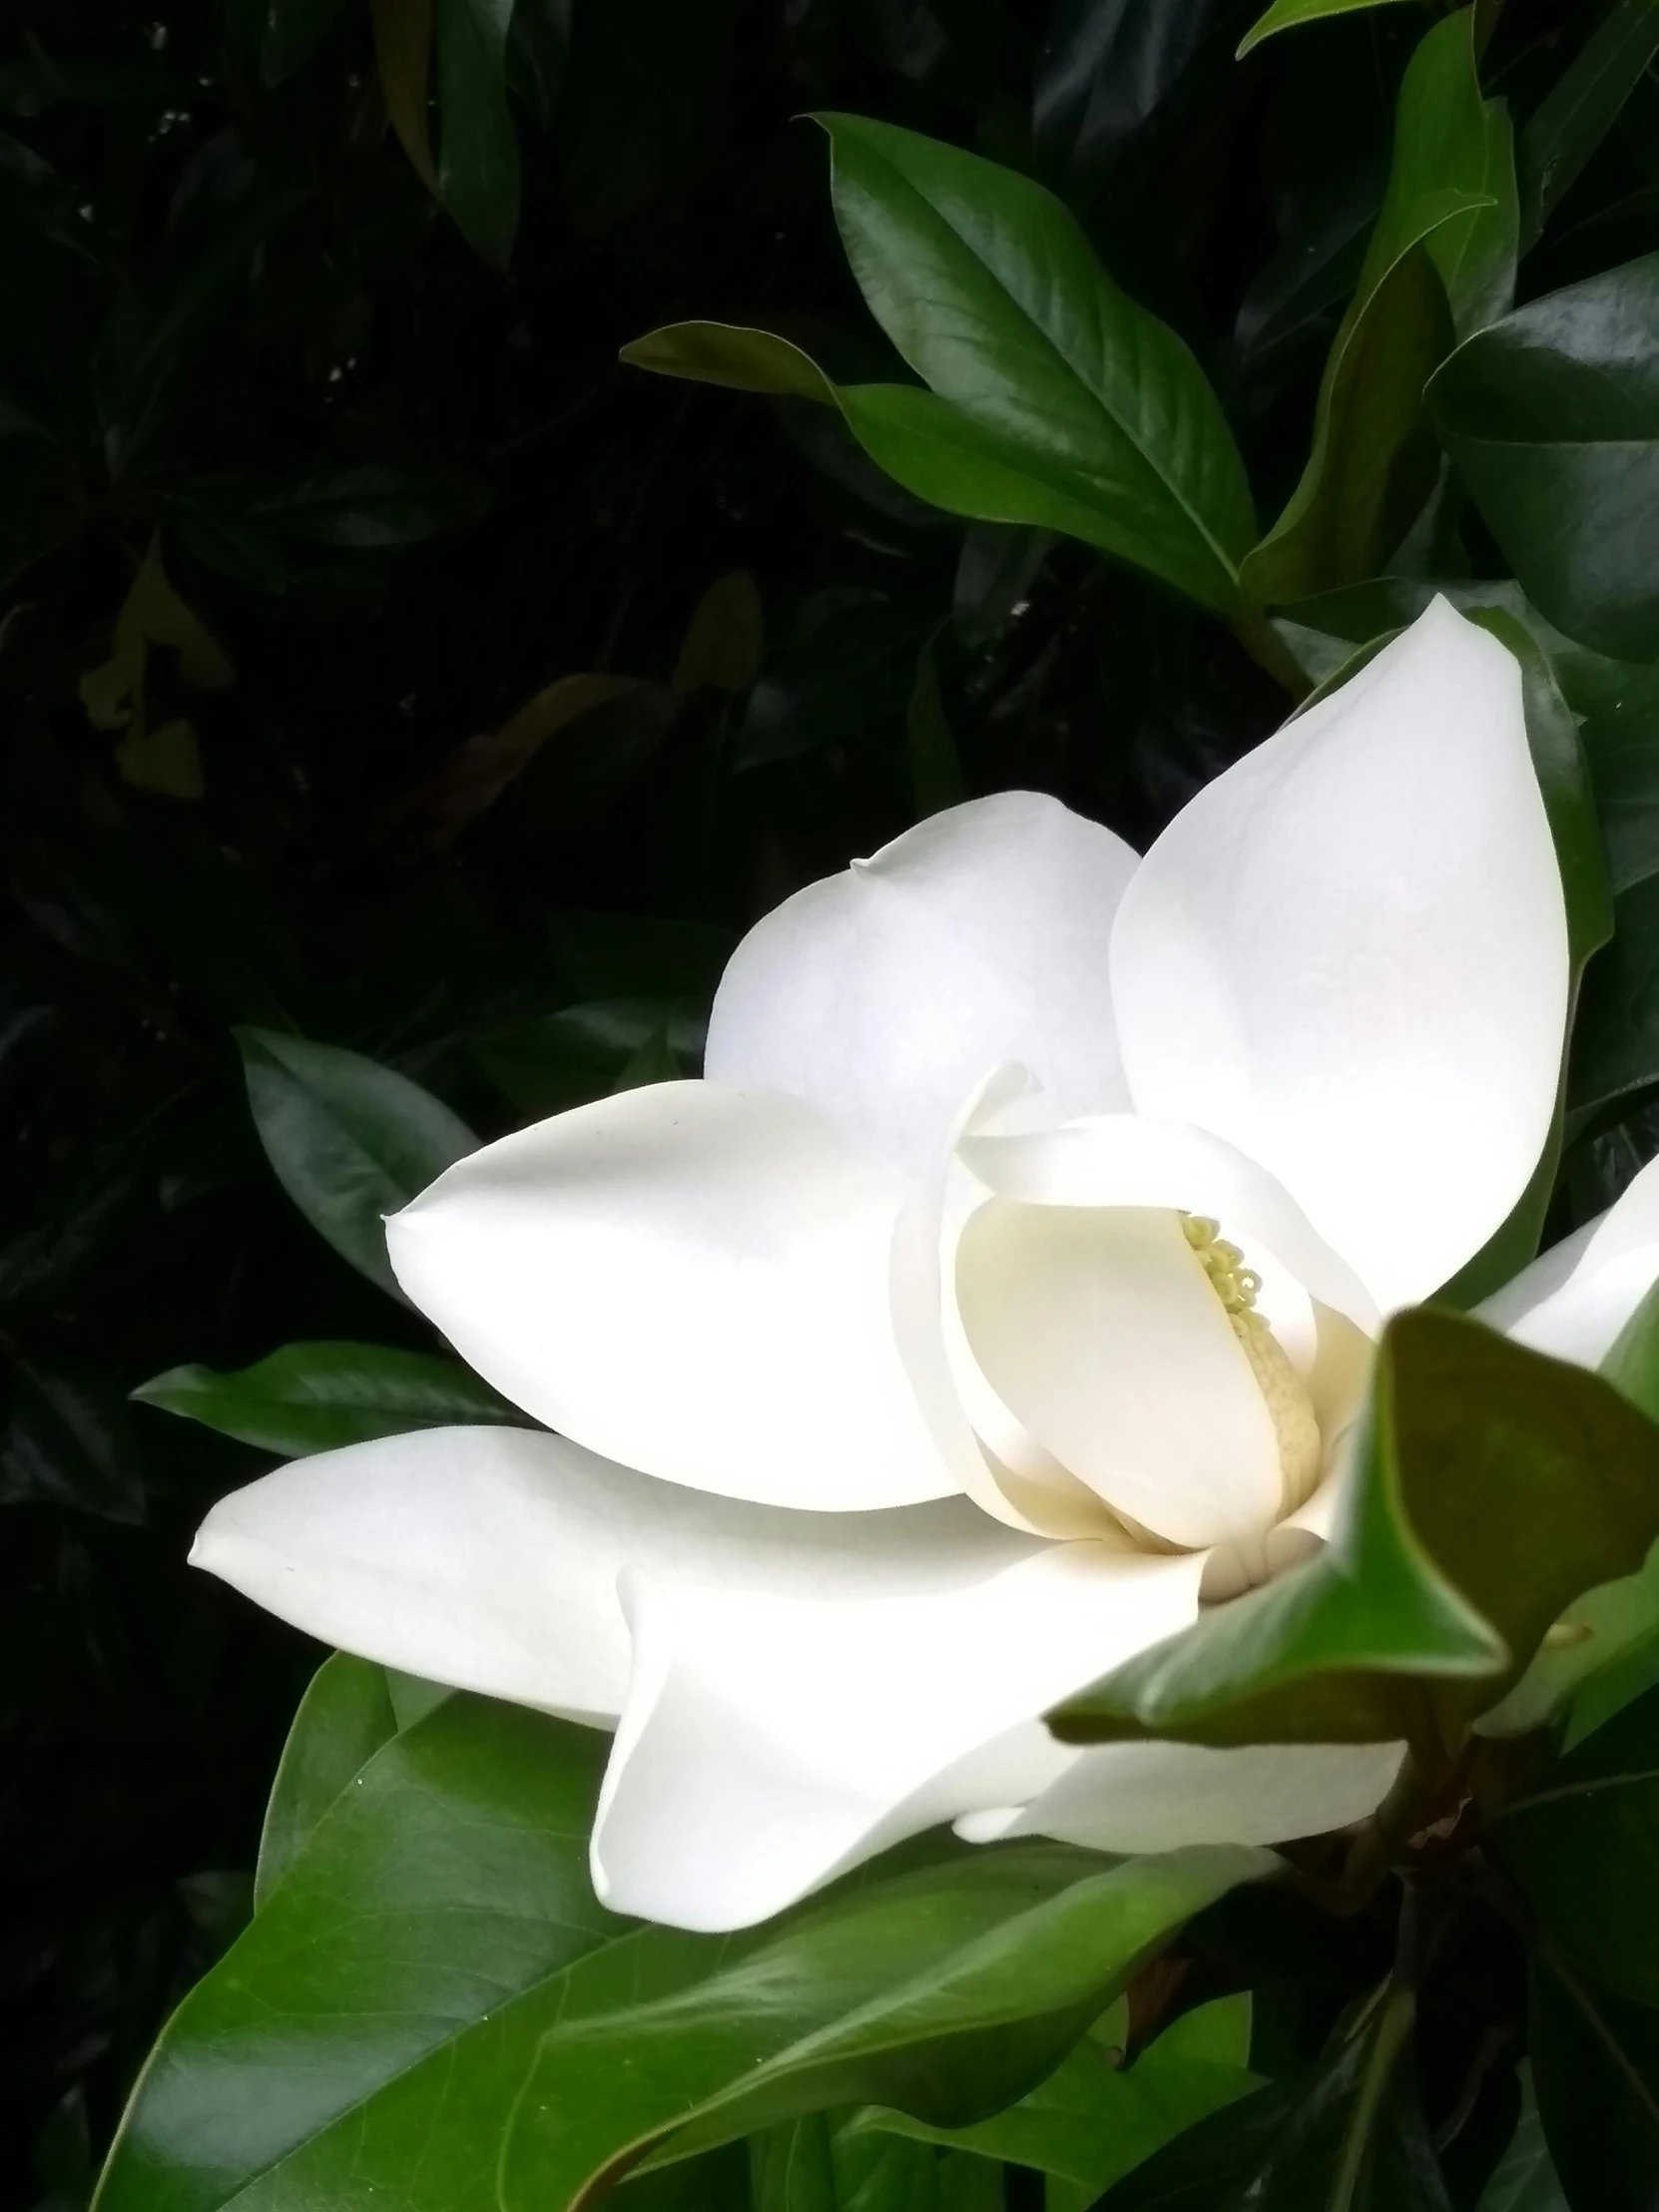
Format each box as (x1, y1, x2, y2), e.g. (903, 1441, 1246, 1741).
(592, 1543, 1206, 1930)
(954, 1202, 1285, 1549)
(705, 792, 1139, 1177)
(1110, 600, 1568, 1314)
(190, 1423, 1035, 1725)
(387, 1081, 956, 1511)
(1477, 1153, 1659, 1368)
(957, 1113, 1380, 1337)
(955, 1739, 1404, 1854)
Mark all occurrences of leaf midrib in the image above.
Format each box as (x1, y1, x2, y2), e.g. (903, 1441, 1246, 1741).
(837, 134, 1246, 592)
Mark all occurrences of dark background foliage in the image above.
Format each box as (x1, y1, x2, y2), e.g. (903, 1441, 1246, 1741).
(3, 0, 1655, 2200)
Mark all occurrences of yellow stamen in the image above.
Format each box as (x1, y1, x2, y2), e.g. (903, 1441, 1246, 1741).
(1183, 1213, 1321, 1517)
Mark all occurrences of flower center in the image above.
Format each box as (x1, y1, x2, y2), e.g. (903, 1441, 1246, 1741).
(1182, 1215, 1321, 1521)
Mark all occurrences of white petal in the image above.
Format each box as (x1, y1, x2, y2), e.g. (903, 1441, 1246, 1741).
(956, 1739, 1404, 1854)
(191, 1423, 1033, 1724)
(705, 792, 1139, 1177)
(1110, 600, 1568, 1314)
(387, 1081, 955, 1510)
(1477, 1153, 1659, 1368)
(889, 1064, 1124, 1541)
(954, 1203, 1285, 1549)
(592, 1541, 1204, 1930)
(957, 1113, 1379, 1336)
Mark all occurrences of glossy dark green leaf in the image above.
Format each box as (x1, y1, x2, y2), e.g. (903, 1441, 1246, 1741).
(750, 2114, 1001, 2212)
(1242, 12, 1499, 605)
(1089, 1982, 1449, 2211)
(499, 1848, 1266, 2207)
(90, 1700, 623, 2212)
(472, 1000, 706, 1117)
(253, 1653, 399, 1907)
(1427, 254, 1659, 662)
(132, 1340, 517, 1454)
(434, 0, 519, 268)
(1518, 0, 1659, 252)
(1236, 0, 1420, 59)
(1567, 871, 1659, 1123)
(1473, 2068, 1567, 2212)
(1495, 1685, 1659, 2006)
(1400, 7, 1516, 340)
(1554, 650, 1659, 900)
(851, 1995, 1258, 2208)
(177, 465, 489, 565)
(93, 1684, 1263, 2212)
(623, 315, 1243, 597)
(1479, 1281, 1659, 1744)
(237, 1027, 477, 1301)
(1052, 1310, 1659, 1750)
(815, 113, 1256, 611)
(1529, 1955, 1659, 2212)
(620, 321, 839, 404)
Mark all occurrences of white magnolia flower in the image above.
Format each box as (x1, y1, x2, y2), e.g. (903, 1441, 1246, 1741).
(194, 600, 1571, 1933)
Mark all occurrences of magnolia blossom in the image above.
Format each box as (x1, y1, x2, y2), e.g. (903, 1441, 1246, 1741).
(195, 601, 1572, 1934)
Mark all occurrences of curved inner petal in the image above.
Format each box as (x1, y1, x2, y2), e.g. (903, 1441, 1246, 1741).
(386, 1080, 957, 1512)
(705, 791, 1139, 1177)
(954, 1201, 1286, 1550)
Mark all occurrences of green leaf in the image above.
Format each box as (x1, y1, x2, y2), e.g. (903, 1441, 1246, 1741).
(1242, 12, 1500, 605)
(236, 1027, 477, 1301)
(1089, 1981, 1449, 2211)
(1051, 1310, 1659, 1750)
(620, 321, 839, 405)
(624, 316, 1248, 604)
(1518, 0, 1659, 252)
(434, 0, 519, 268)
(1236, 0, 1423, 60)
(849, 1995, 1259, 2210)
(91, 1687, 1264, 2212)
(1426, 253, 1659, 662)
(1474, 2068, 1568, 2212)
(1401, 8, 1517, 340)
(253, 1654, 399, 1908)
(814, 114, 1257, 612)
(1495, 1685, 1659, 2007)
(498, 1848, 1267, 2206)
(1529, 1954, 1659, 2212)
(750, 2115, 1001, 2212)
(471, 999, 705, 1117)
(1479, 1281, 1659, 1744)
(132, 1340, 517, 1454)
(90, 1700, 622, 2212)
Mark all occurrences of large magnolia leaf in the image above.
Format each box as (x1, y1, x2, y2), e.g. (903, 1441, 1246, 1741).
(1052, 1311, 1659, 1752)
(91, 1686, 1264, 2212)
(1240, 9, 1500, 605)
(1529, 1956, 1659, 2212)
(1427, 254, 1659, 663)
(816, 115, 1256, 613)
(133, 1340, 516, 1455)
(1495, 1685, 1659, 2009)
(237, 1027, 476, 1300)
